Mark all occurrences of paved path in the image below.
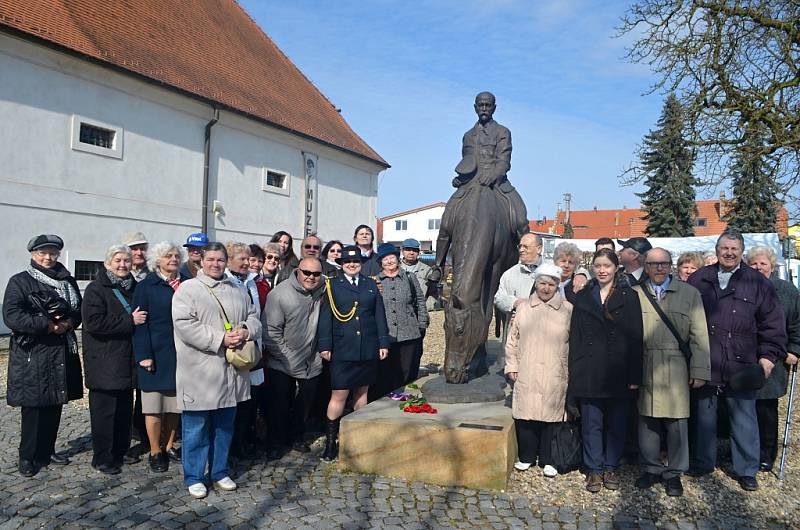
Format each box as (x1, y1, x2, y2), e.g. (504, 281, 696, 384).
(0, 397, 783, 529)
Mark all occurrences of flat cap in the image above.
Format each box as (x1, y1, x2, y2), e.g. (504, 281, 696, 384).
(617, 237, 652, 254)
(27, 234, 64, 252)
(122, 231, 148, 247)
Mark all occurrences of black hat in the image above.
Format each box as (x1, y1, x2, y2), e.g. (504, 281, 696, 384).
(454, 154, 477, 177)
(27, 234, 64, 252)
(617, 237, 653, 254)
(728, 364, 766, 392)
(376, 243, 400, 263)
(337, 245, 366, 265)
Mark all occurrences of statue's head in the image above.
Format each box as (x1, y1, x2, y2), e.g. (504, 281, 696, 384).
(474, 92, 496, 124)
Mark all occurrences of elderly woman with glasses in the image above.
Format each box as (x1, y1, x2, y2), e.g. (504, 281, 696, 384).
(4, 235, 84, 477)
(261, 242, 282, 288)
(317, 245, 389, 461)
(369, 243, 428, 402)
(746, 245, 800, 471)
(82, 244, 148, 475)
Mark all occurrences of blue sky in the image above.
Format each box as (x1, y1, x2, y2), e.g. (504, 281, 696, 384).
(242, 0, 667, 219)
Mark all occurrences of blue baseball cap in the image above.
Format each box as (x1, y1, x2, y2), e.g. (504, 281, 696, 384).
(401, 238, 421, 250)
(183, 232, 208, 248)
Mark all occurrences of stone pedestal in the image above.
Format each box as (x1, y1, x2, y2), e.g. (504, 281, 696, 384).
(339, 396, 517, 490)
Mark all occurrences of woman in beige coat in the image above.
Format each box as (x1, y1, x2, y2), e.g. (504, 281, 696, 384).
(171, 242, 261, 500)
(505, 263, 572, 477)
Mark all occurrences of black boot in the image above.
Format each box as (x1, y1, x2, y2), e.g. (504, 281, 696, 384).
(321, 418, 340, 462)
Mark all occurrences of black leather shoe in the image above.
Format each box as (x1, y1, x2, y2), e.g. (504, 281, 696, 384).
(122, 453, 140, 465)
(18, 459, 37, 477)
(148, 452, 168, 473)
(49, 453, 70, 465)
(686, 467, 713, 478)
(759, 461, 773, 472)
(94, 463, 121, 475)
(664, 476, 684, 497)
(166, 447, 181, 463)
(738, 476, 758, 491)
(635, 473, 661, 489)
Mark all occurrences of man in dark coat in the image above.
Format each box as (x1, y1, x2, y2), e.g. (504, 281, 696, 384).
(687, 230, 786, 491)
(617, 237, 652, 286)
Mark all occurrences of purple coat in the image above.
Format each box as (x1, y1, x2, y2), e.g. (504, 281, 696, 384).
(688, 263, 786, 386)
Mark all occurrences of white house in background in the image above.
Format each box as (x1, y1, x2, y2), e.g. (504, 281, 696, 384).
(0, 0, 388, 332)
(378, 202, 446, 253)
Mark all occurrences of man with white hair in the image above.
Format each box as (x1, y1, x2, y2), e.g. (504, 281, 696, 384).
(122, 232, 149, 282)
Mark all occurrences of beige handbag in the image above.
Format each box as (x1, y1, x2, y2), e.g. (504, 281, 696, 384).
(203, 284, 259, 370)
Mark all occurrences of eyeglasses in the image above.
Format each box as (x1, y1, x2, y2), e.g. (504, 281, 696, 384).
(303, 244, 321, 250)
(34, 250, 60, 257)
(187, 247, 202, 253)
(298, 269, 322, 277)
(264, 254, 279, 261)
(645, 261, 671, 269)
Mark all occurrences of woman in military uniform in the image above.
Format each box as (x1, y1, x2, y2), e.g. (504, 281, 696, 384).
(317, 245, 389, 461)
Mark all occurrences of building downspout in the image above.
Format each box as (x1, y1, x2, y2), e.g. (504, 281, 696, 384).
(202, 108, 220, 234)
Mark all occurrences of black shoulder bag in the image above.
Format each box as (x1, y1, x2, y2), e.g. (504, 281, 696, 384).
(641, 286, 692, 362)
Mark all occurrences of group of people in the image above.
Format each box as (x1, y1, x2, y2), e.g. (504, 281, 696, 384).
(500, 231, 798, 496)
(4, 224, 797, 499)
(3, 226, 431, 499)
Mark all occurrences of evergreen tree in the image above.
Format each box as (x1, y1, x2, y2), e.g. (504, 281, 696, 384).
(724, 126, 779, 233)
(636, 95, 696, 237)
(562, 221, 574, 239)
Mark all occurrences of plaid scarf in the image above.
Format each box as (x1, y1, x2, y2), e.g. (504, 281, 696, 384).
(26, 262, 80, 356)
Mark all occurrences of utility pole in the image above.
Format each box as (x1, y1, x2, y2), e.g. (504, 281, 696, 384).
(563, 193, 572, 224)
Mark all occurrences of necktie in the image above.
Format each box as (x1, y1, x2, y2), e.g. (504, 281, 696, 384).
(654, 285, 663, 301)
(351, 277, 357, 287)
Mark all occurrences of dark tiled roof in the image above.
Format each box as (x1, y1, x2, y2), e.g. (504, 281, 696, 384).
(0, 0, 387, 166)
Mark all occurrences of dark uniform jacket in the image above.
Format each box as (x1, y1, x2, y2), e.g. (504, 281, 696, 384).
(132, 271, 186, 392)
(567, 278, 644, 399)
(4, 265, 84, 407)
(317, 273, 390, 362)
(688, 264, 786, 386)
(81, 270, 137, 390)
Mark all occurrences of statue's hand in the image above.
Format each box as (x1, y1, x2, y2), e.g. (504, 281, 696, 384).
(451, 176, 462, 188)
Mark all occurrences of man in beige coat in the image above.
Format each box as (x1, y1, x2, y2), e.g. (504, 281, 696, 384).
(633, 248, 710, 497)
(171, 242, 261, 499)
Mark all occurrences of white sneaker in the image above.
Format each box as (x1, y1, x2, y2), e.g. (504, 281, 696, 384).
(514, 461, 532, 471)
(543, 465, 558, 478)
(214, 476, 237, 491)
(188, 483, 207, 499)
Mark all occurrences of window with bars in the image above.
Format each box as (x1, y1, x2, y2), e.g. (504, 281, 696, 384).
(70, 115, 123, 159)
(262, 168, 290, 195)
(74, 260, 104, 281)
(79, 123, 115, 149)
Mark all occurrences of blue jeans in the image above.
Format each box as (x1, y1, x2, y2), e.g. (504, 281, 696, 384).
(580, 398, 630, 472)
(181, 407, 236, 486)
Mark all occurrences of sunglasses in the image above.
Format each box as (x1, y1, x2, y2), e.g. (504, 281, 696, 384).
(304, 244, 321, 250)
(265, 254, 279, 261)
(341, 259, 361, 265)
(329, 248, 342, 254)
(298, 269, 322, 277)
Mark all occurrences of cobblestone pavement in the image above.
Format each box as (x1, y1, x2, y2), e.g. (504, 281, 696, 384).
(0, 398, 789, 530)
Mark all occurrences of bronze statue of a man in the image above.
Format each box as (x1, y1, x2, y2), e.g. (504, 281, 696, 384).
(431, 92, 528, 384)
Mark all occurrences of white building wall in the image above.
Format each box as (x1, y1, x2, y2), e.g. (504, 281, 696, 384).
(381, 205, 445, 252)
(0, 34, 383, 332)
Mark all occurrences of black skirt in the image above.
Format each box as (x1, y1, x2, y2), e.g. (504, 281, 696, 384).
(330, 359, 377, 390)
